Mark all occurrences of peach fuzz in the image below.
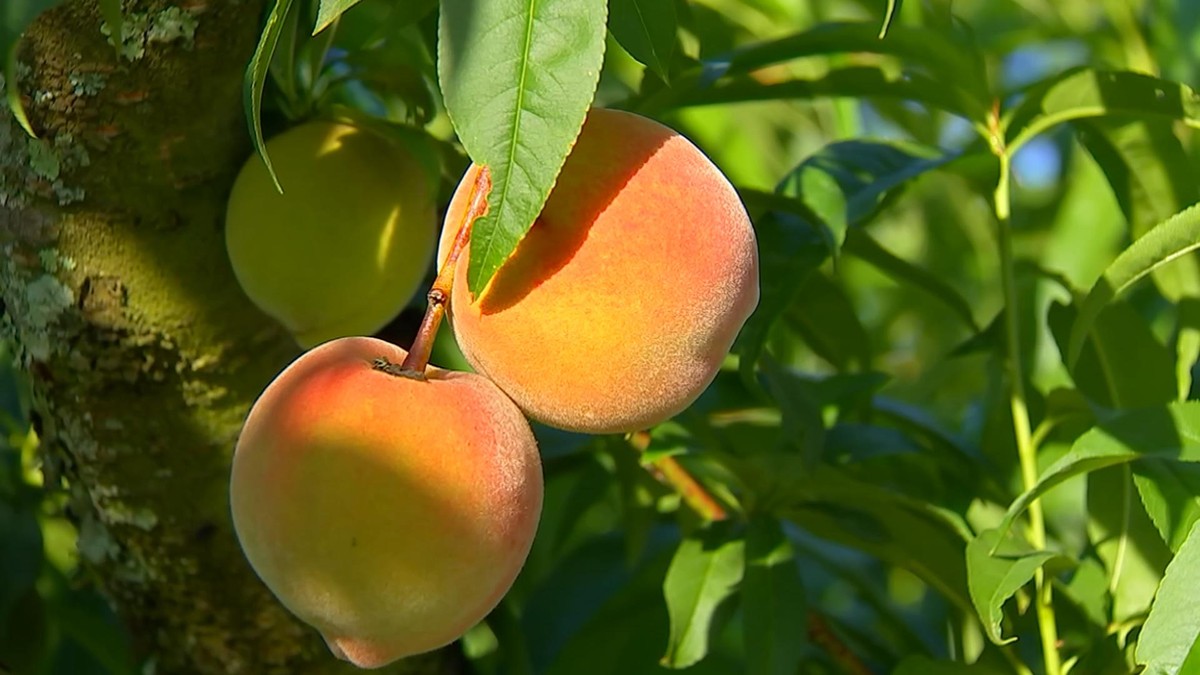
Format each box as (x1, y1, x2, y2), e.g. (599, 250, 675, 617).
(439, 108, 759, 434)
(229, 337, 542, 668)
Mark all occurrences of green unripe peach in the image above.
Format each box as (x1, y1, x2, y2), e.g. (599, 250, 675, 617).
(230, 337, 542, 667)
(439, 108, 760, 434)
(226, 121, 436, 348)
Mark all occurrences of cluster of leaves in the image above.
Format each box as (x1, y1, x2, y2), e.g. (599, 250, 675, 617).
(351, 0, 1200, 672)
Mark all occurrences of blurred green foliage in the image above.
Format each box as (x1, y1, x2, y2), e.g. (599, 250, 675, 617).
(0, 342, 135, 674)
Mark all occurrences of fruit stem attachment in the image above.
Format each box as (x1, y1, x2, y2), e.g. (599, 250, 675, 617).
(399, 166, 492, 376)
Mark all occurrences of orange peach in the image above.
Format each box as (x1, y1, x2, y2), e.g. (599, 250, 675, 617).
(229, 337, 542, 667)
(439, 108, 759, 434)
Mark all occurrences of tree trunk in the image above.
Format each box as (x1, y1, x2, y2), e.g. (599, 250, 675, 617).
(0, 2, 461, 673)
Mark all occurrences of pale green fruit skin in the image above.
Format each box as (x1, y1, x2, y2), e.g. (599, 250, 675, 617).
(226, 121, 436, 347)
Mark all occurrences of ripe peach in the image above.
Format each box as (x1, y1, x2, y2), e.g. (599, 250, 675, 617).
(439, 108, 759, 434)
(225, 120, 436, 348)
(229, 337, 542, 667)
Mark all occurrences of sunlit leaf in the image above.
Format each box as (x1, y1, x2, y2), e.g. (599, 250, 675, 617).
(1178, 299, 1200, 400)
(1006, 69, 1200, 153)
(996, 402, 1200, 543)
(1087, 466, 1170, 623)
(1137, 520, 1200, 674)
(661, 527, 745, 668)
(879, 0, 903, 38)
(4, 43, 35, 137)
(966, 528, 1065, 645)
(314, 0, 363, 35)
(1076, 119, 1200, 303)
(439, 0, 607, 294)
(1133, 459, 1200, 552)
(1066, 203, 1200, 369)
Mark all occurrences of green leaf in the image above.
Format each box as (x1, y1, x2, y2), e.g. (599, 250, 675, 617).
(1087, 466, 1172, 623)
(781, 272, 871, 372)
(1049, 299, 1177, 409)
(608, 0, 676, 81)
(966, 528, 1065, 645)
(314, 0, 362, 35)
(995, 402, 1200, 544)
(1137, 520, 1200, 674)
(732, 207, 829, 392)
(719, 22, 987, 104)
(1133, 459, 1200, 552)
(660, 527, 745, 669)
(781, 160, 847, 259)
(743, 516, 806, 675)
(439, 0, 608, 294)
(4, 42, 35, 137)
(721, 453, 972, 610)
(1005, 69, 1200, 154)
(1178, 299, 1200, 400)
(1066, 203, 1200, 368)
(780, 139, 952, 229)
(1076, 119, 1200, 303)
(843, 229, 979, 333)
(671, 66, 980, 120)
(97, 0, 123, 57)
(242, 0, 295, 194)
(543, 541, 739, 675)
(879, 0, 903, 38)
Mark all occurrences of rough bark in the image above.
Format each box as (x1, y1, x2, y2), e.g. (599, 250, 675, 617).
(0, 2, 461, 673)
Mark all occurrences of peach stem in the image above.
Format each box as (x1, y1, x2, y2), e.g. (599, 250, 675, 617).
(629, 431, 728, 522)
(399, 166, 492, 376)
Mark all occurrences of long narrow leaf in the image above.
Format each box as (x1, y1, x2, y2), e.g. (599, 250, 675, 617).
(439, 0, 607, 294)
(1006, 69, 1200, 153)
(242, 0, 295, 193)
(995, 402, 1200, 544)
(1067, 203, 1200, 368)
(1137, 520, 1200, 674)
(844, 229, 979, 332)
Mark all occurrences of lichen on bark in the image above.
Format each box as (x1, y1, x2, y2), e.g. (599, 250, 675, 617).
(0, 2, 461, 673)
